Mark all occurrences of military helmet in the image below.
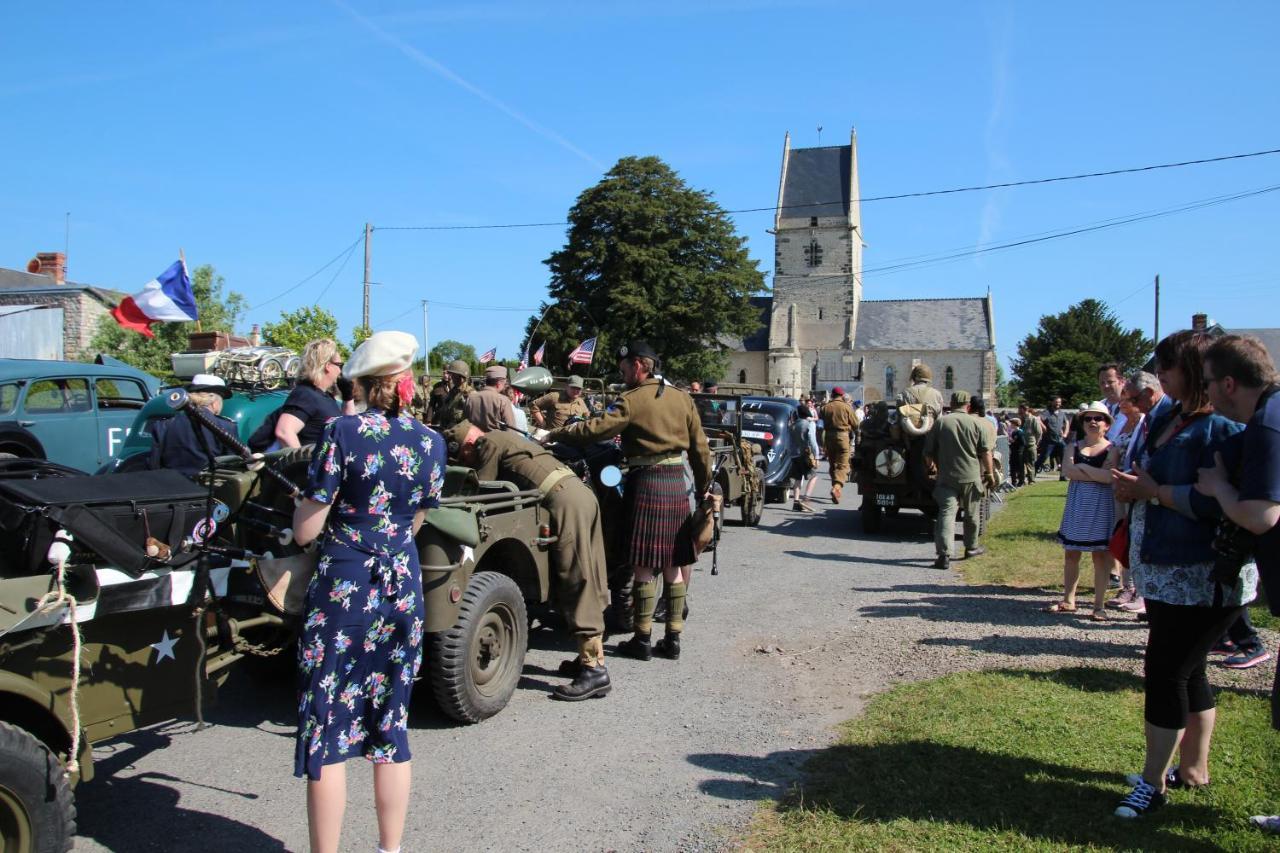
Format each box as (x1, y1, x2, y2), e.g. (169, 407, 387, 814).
(910, 364, 932, 384)
(443, 420, 478, 457)
(446, 359, 471, 379)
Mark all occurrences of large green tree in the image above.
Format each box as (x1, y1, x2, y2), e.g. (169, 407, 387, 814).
(88, 264, 246, 379)
(524, 155, 765, 382)
(261, 306, 345, 356)
(428, 339, 478, 371)
(1011, 299, 1152, 406)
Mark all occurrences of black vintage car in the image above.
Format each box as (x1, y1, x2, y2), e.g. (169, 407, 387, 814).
(740, 396, 806, 504)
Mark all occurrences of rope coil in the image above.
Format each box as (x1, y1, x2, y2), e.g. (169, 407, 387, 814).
(35, 532, 83, 776)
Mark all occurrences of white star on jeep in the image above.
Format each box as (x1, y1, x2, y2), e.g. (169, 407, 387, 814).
(150, 630, 179, 663)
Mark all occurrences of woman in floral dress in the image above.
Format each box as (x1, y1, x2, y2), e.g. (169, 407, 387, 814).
(291, 331, 444, 853)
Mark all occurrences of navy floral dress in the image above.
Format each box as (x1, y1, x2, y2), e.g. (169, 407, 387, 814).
(294, 408, 445, 780)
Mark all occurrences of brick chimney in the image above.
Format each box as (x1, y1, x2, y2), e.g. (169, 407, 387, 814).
(1191, 313, 1208, 332)
(26, 252, 67, 284)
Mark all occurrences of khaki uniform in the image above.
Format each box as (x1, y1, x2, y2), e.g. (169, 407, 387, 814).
(531, 390, 591, 430)
(549, 378, 712, 494)
(471, 431, 609, 655)
(900, 381, 946, 415)
(1021, 414, 1042, 484)
(924, 412, 993, 558)
(432, 383, 471, 431)
(463, 386, 517, 432)
(820, 398, 856, 490)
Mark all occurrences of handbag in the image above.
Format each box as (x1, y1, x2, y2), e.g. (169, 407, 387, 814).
(1108, 516, 1130, 569)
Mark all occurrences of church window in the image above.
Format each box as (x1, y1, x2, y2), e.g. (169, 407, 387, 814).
(810, 217, 818, 227)
(738, 369, 747, 383)
(885, 366, 895, 397)
(944, 366, 954, 390)
(804, 239, 824, 268)
(818, 308, 823, 320)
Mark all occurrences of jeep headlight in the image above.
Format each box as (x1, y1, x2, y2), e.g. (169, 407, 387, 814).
(875, 448, 905, 479)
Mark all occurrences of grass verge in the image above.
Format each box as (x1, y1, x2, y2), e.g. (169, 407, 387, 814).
(747, 668, 1279, 851)
(963, 479, 1277, 632)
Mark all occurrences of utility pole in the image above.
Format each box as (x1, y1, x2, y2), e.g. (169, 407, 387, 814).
(1153, 273, 1160, 344)
(427, 300, 437, 376)
(362, 222, 372, 330)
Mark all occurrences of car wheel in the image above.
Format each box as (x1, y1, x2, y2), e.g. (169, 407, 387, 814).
(0, 722, 75, 853)
(259, 357, 288, 390)
(860, 500, 883, 534)
(429, 572, 528, 723)
(883, 506, 900, 517)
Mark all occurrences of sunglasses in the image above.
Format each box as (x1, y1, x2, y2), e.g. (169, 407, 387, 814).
(1081, 415, 1108, 424)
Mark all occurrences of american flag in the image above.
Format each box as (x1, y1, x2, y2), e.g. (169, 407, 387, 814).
(517, 353, 528, 371)
(533, 342, 545, 365)
(478, 347, 497, 364)
(567, 337, 596, 366)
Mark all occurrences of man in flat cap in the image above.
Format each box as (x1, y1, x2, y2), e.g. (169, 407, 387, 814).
(924, 390, 996, 569)
(530, 374, 591, 430)
(546, 340, 711, 662)
(431, 359, 473, 431)
(463, 365, 517, 432)
(821, 387, 857, 503)
(445, 419, 612, 700)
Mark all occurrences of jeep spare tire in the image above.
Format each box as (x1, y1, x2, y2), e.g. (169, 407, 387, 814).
(429, 572, 528, 723)
(0, 722, 75, 853)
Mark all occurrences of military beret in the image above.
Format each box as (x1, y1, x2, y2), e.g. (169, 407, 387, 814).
(445, 359, 470, 378)
(484, 365, 508, 382)
(567, 375, 584, 389)
(832, 386, 845, 396)
(950, 390, 972, 407)
(617, 340, 659, 362)
(344, 331, 418, 379)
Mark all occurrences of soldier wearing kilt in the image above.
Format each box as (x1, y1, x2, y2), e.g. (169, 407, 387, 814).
(547, 341, 711, 662)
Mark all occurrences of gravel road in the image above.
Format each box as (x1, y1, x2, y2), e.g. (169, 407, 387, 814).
(72, 472, 1275, 852)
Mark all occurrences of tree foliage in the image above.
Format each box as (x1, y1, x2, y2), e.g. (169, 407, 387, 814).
(523, 156, 765, 382)
(87, 264, 246, 379)
(1012, 299, 1152, 406)
(349, 324, 372, 353)
(262, 306, 345, 356)
(428, 339, 478, 371)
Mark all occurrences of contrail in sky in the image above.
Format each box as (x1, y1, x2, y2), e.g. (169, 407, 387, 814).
(977, 8, 1014, 252)
(330, 0, 605, 171)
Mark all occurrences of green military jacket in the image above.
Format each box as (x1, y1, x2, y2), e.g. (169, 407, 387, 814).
(924, 411, 993, 488)
(432, 384, 471, 431)
(549, 377, 712, 494)
(472, 429, 567, 489)
(901, 382, 946, 414)
(531, 390, 591, 429)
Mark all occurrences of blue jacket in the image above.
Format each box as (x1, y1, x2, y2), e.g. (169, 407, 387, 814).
(1137, 404, 1244, 565)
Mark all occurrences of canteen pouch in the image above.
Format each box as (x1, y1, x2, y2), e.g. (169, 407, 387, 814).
(423, 506, 481, 547)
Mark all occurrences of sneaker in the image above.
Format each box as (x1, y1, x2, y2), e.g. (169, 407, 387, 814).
(1115, 779, 1167, 818)
(1209, 638, 1238, 656)
(1223, 646, 1272, 670)
(1250, 815, 1280, 834)
(1108, 589, 1136, 609)
(1120, 597, 1146, 614)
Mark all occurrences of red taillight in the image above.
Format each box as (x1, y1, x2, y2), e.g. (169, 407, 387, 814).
(762, 432, 774, 441)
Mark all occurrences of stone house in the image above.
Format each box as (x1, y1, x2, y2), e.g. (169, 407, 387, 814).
(724, 132, 997, 404)
(0, 253, 122, 361)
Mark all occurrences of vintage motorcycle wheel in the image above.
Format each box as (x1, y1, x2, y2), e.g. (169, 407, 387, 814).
(0, 723, 74, 853)
(429, 572, 529, 723)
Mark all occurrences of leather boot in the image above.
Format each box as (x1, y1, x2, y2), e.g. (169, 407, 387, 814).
(616, 633, 652, 661)
(654, 633, 681, 660)
(831, 483, 842, 504)
(552, 665, 611, 701)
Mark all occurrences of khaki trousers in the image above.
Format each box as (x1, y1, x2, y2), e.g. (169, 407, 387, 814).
(825, 432, 851, 486)
(934, 481, 982, 557)
(545, 479, 611, 638)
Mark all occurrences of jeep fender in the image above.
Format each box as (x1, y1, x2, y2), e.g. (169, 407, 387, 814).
(0, 671, 92, 782)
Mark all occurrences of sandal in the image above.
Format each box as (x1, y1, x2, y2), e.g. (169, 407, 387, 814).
(1043, 602, 1077, 613)
(1090, 609, 1108, 622)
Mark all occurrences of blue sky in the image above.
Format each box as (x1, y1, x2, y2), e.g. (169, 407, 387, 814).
(3, 2, 1277, 373)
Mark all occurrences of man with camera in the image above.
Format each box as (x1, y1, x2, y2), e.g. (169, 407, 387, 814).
(1195, 334, 1280, 836)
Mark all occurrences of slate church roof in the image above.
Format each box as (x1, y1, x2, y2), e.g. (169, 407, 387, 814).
(1233, 328, 1280, 368)
(853, 297, 993, 351)
(719, 296, 772, 352)
(780, 145, 851, 219)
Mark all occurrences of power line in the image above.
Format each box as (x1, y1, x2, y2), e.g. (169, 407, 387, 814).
(311, 238, 363, 306)
(373, 145, 1280, 231)
(247, 232, 366, 312)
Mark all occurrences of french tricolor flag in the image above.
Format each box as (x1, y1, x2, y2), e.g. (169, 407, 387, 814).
(111, 260, 199, 337)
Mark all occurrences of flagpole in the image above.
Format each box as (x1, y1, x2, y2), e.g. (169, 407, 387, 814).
(180, 248, 201, 332)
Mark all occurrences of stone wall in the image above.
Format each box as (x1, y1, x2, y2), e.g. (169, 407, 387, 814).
(0, 290, 114, 361)
(858, 349, 995, 405)
(724, 351, 768, 387)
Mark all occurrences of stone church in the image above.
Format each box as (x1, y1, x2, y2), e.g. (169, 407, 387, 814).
(725, 131, 997, 404)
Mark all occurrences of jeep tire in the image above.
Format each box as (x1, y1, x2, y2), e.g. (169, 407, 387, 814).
(429, 572, 528, 723)
(860, 499, 883, 534)
(0, 722, 75, 853)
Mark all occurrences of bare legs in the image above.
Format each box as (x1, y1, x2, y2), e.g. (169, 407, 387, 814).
(307, 760, 413, 853)
(1089, 551, 1110, 615)
(1140, 710, 1215, 792)
(1053, 550, 1110, 613)
(633, 565, 691, 586)
(1059, 550, 1082, 608)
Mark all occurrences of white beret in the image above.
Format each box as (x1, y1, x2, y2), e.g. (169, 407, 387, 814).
(344, 331, 419, 379)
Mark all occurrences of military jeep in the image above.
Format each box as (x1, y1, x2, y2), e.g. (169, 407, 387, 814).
(692, 393, 764, 526)
(852, 400, 991, 535)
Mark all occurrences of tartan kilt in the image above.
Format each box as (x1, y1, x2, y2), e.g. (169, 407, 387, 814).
(625, 464, 696, 569)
